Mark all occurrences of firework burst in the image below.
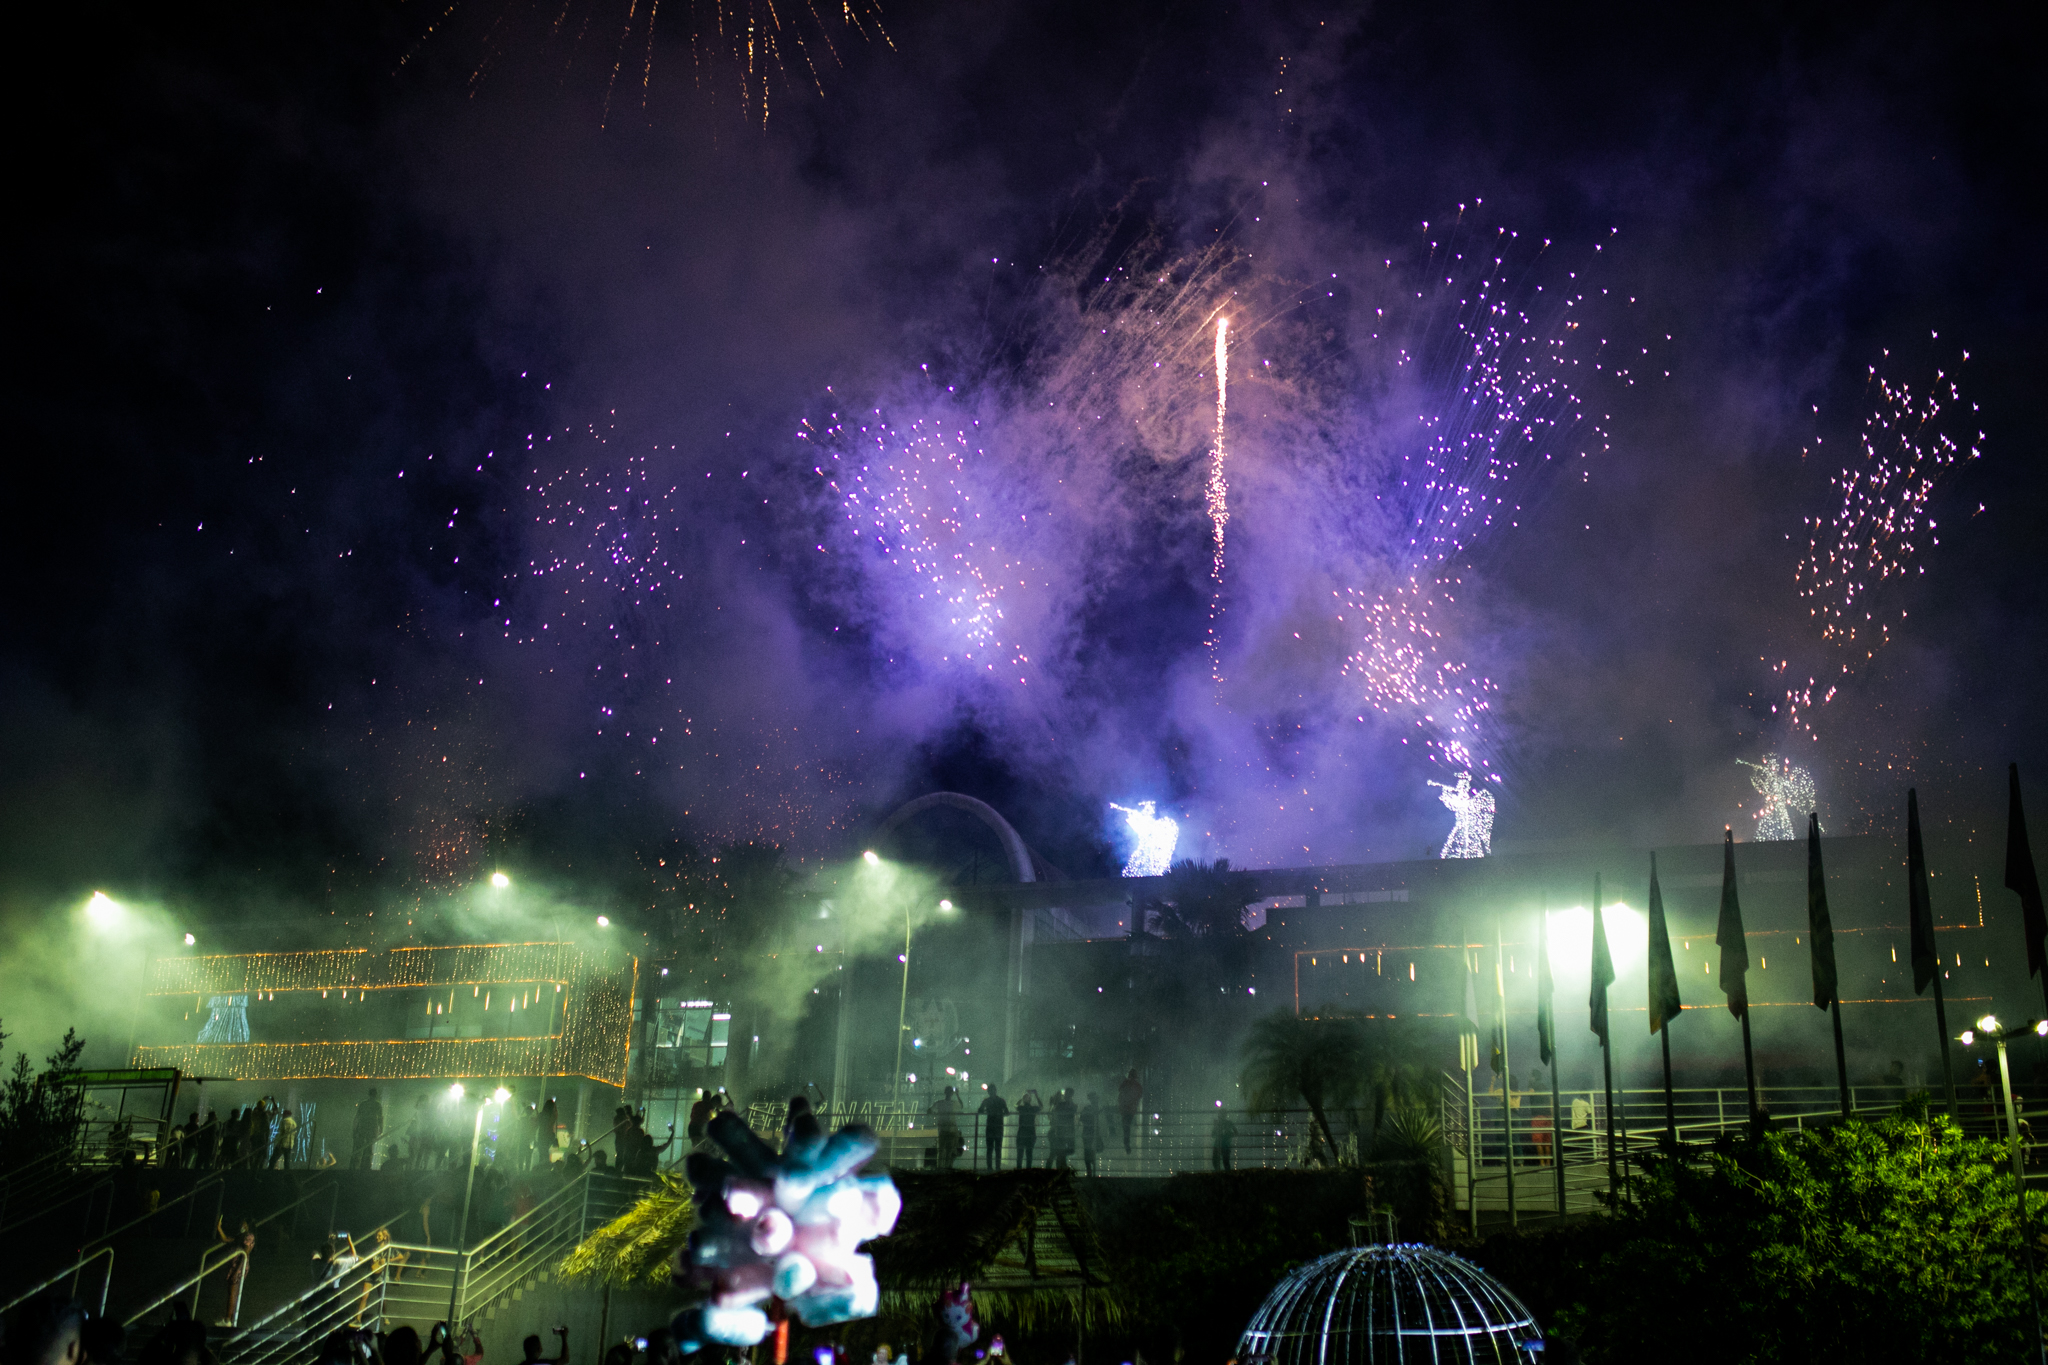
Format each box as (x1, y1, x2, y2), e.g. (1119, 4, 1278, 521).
(1781, 349, 1982, 735)
(1340, 212, 1631, 779)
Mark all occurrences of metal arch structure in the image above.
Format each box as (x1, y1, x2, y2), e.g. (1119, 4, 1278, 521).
(875, 791, 1044, 883)
(869, 792, 1052, 1090)
(1237, 1243, 1545, 1365)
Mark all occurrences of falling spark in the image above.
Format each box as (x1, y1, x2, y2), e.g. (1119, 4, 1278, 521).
(1206, 316, 1230, 679)
(1783, 352, 1982, 736)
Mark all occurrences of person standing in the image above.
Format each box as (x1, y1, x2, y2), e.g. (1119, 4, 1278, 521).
(1079, 1093, 1103, 1177)
(1116, 1069, 1143, 1156)
(686, 1089, 714, 1146)
(352, 1089, 383, 1169)
(1013, 1090, 1042, 1169)
(976, 1087, 1009, 1170)
(213, 1216, 256, 1325)
(929, 1086, 965, 1171)
(1048, 1090, 1076, 1171)
(1210, 1106, 1237, 1171)
(275, 1108, 299, 1168)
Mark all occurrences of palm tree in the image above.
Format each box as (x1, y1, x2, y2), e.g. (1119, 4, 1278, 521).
(1240, 1011, 1368, 1166)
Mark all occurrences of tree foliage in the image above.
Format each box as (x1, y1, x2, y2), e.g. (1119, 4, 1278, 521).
(1240, 1012, 1368, 1166)
(0, 1021, 88, 1170)
(1474, 1108, 2046, 1364)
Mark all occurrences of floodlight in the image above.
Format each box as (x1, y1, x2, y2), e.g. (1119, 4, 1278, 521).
(596, 915, 610, 927)
(1977, 1014, 2000, 1034)
(492, 1086, 511, 1104)
(448, 1082, 466, 1100)
(184, 932, 196, 946)
(1959, 1030, 1975, 1046)
(491, 872, 511, 889)
(86, 892, 121, 927)
(863, 850, 880, 865)
(939, 899, 953, 911)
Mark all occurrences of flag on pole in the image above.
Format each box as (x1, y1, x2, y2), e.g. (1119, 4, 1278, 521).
(1647, 853, 1683, 1033)
(1716, 829, 1750, 1018)
(1907, 790, 1939, 995)
(1807, 812, 1838, 1010)
(2008, 764, 2046, 985)
(1537, 907, 1556, 1066)
(1589, 874, 1614, 1043)
(1460, 949, 1481, 1071)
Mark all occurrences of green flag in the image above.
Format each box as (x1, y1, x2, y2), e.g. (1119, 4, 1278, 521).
(1807, 812, 1838, 1010)
(1537, 907, 1556, 1066)
(1908, 789, 1939, 995)
(1716, 829, 1750, 1019)
(1647, 853, 1683, 1033)
(2005, 764, 2045, 988)
(1589, 872, 1614, 1043)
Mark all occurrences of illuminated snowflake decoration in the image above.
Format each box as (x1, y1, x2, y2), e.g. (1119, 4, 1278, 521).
(1431, 772, 1495, 859)
(1740, 754, 1817, 842)
(1111, 801, 1180, 877)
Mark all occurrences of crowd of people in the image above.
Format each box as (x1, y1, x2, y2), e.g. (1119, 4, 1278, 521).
(922, 1069, 1153, 1175)
(0, 1290, 603, 1365)
(157, 1098, 300, 1170)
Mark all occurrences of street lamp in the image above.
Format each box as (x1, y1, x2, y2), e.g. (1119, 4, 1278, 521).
(1959, 1015, 2045, 1364)
(447, 1084, 513, 1321)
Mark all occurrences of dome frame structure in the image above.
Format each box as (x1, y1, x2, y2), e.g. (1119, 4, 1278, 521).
(1236, 1243, 1544, 1365)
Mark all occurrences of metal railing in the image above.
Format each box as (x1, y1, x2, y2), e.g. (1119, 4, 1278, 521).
(1437, 1073, 2047, 1219)
(208, 1171, 647, 1365)
(0, 1246, 116, 1318)
(122, 1248, 248, 1329)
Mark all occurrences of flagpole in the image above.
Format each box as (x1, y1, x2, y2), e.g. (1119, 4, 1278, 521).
(1720, 829, 1760, 1128)
(1808, 814, 1851, 1118)
(1595, 873, 1618, 1200)
(1496, 913, 1516, 1229)
(1829, 1000, 1849, 1117)
(1908, 789, 1961, 1118)
(1647, 852, 1681, 1150)
(1540, 899, 1565, 1218)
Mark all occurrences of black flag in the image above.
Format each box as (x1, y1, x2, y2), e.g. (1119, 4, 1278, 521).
(1716, 829, 1750, 1018)
(1537, 906, 1556, 1066)
(1908, 790, 1939, 995)
(1647, 854, 1683, 1034)
(1807, 813, 1838, 1010)
(1590, 873, 1615, 1043)
(2009, 764, 2046, 985)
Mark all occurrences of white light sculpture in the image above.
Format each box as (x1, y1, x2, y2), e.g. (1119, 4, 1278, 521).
(1111, 801, 1179, 877)
(1740, 754, 1818, 842)
(1430, 772, 1495, 859)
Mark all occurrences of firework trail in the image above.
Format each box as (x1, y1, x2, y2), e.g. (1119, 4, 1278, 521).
(1339, 214, 1629, 779)
(1205, 315, 1229, 678)
(1776, 350, 1982, 737)
(404, 0, 891, 129)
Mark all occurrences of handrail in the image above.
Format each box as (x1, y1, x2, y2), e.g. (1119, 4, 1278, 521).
(81, 1174, 226, 1253)
(121, 1247, 247, 1328)
(462, 1168, 589, 1258)
(214, 1253, 386, 1365)
(192, 1240, 247, 1320)
(0, 1246, 116, 1317)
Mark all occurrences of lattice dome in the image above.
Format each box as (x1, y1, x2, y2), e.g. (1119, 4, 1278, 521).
(1236, 1243, 1544, 1365)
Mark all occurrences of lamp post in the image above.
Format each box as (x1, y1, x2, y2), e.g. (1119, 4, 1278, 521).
(1959, 1015, 2046, 1365)
(446, 1083, 511, 1324)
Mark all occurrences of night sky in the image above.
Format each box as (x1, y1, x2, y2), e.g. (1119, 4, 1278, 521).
(6, 0, 2044, 928)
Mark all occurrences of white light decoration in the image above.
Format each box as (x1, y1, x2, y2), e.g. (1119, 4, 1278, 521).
(1430, 772, 1495, 859)
(1740, 753, 1818, 842)
(198, 994, 250, 1044)
(1111, 801, 1179, 877)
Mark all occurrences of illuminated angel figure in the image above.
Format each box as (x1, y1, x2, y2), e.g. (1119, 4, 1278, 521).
(1429, 772, 1495, 859)
(1111, 801, 1180, 878)
(1740, 754, 1817, 842)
